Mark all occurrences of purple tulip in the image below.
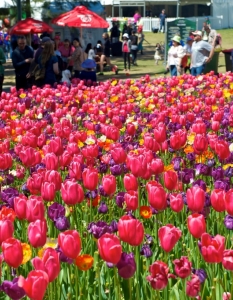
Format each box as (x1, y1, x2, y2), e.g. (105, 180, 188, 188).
(140, 244, 153, 258)
(48, 203, 65, 221)
(0, 278, 25, 300)
(115, 192, 125, 208)
(98, 202, 108, 214)
(224, 215, 233, 230)
(0, 187, 19, 208)
(116, 252, 136, 279)
(212, 167, 224, 180)
(55, 217, 70, 231)
(192, 268, 207, 283)
(192, 179, 206, 191)
(110, 165, 122, 176)
(56, 246, 73, 264)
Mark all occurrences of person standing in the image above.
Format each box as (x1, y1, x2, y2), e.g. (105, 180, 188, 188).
(99, 33, 118, 76)
(133, 10, 141, 31)
(202, 25, 217, 47)
(70, 38, 85, 78)
(122, 33, 131, 74)
(166, 35, 185, 76)
(0, 46, 6, 95)
(130, 30, 138, 65)
(190, 30, 214, 76)
(182, 36, 194, 73)
(12, 36, 34, 90)
(37, 42, 59, 87)
(58, 39, 75, 72)
(159, 9, 166, 33)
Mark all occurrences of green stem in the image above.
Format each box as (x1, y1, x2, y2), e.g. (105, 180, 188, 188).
(114, 267, 121, 300)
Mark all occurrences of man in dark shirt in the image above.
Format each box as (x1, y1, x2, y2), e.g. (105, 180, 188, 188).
(159, 9, 166, 33)
(12, 36, 34, 90)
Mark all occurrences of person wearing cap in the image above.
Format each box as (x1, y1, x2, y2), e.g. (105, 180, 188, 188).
(122, 33, 131, 74)
(202, 25, 217, 47)
(190, 30, 214, 76)
(79, 59, 97, 83)
(182, 36, 194, 73)
(34, 36, 51, 63)
(166, 35, 185, 76)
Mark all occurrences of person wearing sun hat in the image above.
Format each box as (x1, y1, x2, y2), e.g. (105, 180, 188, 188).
(79, 59, 97, 83)
(166, 35, 186, 76)
(122, 33, 131, 74)
(190, 30, 214, 76)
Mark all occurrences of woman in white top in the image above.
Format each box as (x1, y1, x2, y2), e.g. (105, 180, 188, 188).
(84, 43, 96, 60)
(166, 35, 185, 76)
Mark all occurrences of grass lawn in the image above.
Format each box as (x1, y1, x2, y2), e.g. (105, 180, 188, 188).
(101, 28, 233, 80)
(3, 28, 233, 91)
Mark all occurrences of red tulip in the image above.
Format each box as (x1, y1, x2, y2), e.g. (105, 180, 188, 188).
(187, 213, 206, 238)
(0, 219, 14, 245)
(170, 129, 187, 150)
(43, 153, 59, 170)
(97, 233, 122, 264)
(61, 180, 84, 205)
(192, 121, 206, 134)
(59, 150, 73, 167)
(58, 230, 81, 259)
(14, 195, 27, 220)
(186, 275, 200, 298)
(0, 153, 12, 170)
(225, 189, 233, 216)
(27, 172, 44, 195)
(146, 181, 167, 211)
(2, 238, 23, 268)
(118, 215, 144, 246)
(124, 191, 138, 211)
(41, 182, 56, 202)
(126, 123, 136, 135)
(123, 173, 138, 191)
(158, 224, 182, 252)
(18, 270, 49, 300)
(146, 261, 169, 290)
(212, 121, 220, 132)
(200, 233, 225, 263)
(210, 189, 225, 212)
(127, 153, 148, 178)
(186, 186, 205, 212)
(215, 140, 230, 160)
(102, 175, 116, 195)
(164, 170, 178, 191)
(173, 256, 192, 278)
(19, 147, 39, 167)
(69, 161, 82, 180)
(144, 135, 160, 152)
(28, 219, 47, 248)
(49, 137, 63, 156)
(222, 250, 233, 271)
(154, 122, 166, 143)
(44, 170, 62, 191)
(111, 146, 127, 164)
(193, 134, 208, 154)
(150, 158, 164, 175)
(82, 168, 99, 191)
(82, 144, 99, 158)
(169, 193, 184, 213)
(32, 248, 60, 282)
(26, 195, 45, 222)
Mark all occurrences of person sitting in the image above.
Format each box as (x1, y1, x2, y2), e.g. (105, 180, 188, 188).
(80, 59, 97, 83)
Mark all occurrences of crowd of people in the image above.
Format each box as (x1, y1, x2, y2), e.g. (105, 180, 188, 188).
(0, 32, 121, 92)
(164, 21, 221, 77)
(0, 17, 223, 93)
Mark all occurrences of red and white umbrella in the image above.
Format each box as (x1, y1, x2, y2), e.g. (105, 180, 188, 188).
(52, 6, 109, 28)
(9, 17, 53, 35)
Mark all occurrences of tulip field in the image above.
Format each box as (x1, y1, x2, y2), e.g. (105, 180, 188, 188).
(1, 72, 233, 300)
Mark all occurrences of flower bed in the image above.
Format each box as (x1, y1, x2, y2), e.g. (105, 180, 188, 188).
(0, 72, 233, 299)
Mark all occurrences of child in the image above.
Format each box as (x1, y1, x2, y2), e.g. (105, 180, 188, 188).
(138, 32, 145, 55)
(122, 33, 131, 74)
(61, 69, 71, 85)
(80, 59, 97, 84)
(154, 43, 162, 65)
